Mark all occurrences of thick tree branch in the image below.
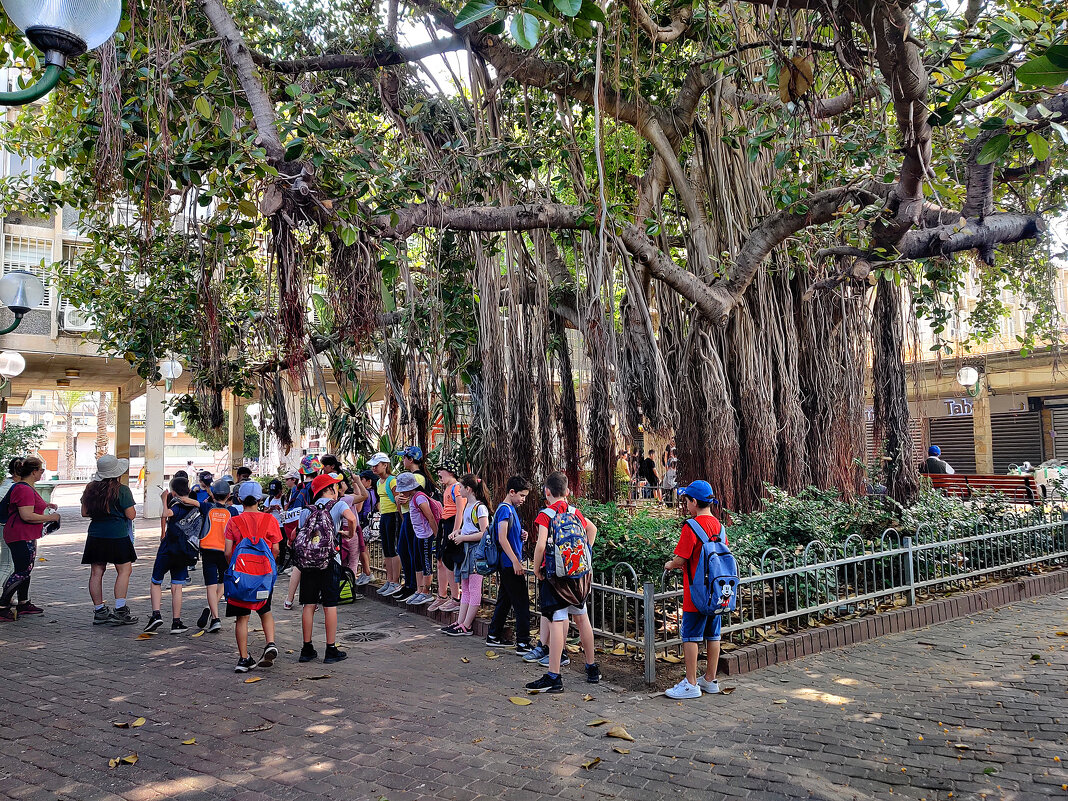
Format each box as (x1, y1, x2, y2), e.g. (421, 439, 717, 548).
(252, 37, 466, 73)
(199, 0, 286, 163)
(626, 0, 693, 44)
(898, 214, 1045, 263)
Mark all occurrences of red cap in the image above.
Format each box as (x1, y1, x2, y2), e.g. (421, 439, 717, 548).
(311, 472, 343, 498)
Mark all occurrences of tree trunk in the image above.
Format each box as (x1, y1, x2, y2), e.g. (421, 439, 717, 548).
(95, 392, 109, 459)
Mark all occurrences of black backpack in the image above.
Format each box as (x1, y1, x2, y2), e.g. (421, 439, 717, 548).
(167, 501, 203, 566)
(0, 482, 30, 528)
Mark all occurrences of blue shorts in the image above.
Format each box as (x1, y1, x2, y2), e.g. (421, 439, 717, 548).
(201, 548, 228, 586)
(150, 547, 189, 586)
(681, 610, 722, 643)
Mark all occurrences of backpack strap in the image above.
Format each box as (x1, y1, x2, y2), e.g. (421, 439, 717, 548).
(382, 477, 396, 505)
(542, 507, 557, 521)
(685, 518, 711, 584)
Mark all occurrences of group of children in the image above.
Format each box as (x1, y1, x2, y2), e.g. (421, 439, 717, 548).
(142, 446, 727, 696)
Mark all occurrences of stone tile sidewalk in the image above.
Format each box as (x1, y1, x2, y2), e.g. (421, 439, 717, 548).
(0, 520, 1065, 801)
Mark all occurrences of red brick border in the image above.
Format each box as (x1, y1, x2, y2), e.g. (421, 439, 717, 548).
(716, 568, 1068, 676)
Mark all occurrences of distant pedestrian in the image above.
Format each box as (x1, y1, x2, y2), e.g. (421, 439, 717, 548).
(639, 450, 662, 503)
(1, 457, 61, 621)
(79, 455, 138, 626)
(920, 446, 955, 475)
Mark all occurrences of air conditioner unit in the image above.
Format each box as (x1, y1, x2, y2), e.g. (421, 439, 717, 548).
(62, 306, 95, 332)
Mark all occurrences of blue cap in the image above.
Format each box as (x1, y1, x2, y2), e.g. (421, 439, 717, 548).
(396, 445, 423, 461)
(679, 480, 716, 504)
(928, 445, 941, 456)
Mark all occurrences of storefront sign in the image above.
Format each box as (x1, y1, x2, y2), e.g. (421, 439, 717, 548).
(944, 398, 973, 417)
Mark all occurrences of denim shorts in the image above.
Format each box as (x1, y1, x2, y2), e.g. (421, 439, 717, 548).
(681, 610, 722, 643)
(150, 546, 189, 586)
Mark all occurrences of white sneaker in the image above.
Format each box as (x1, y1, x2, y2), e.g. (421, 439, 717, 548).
(375, 582, 393, 595)
(355, 574, 372, 586)
(412, 593, 433, 606)
(402, 592, 422, 604)
(665, 679, 702, 700)
(697, 677, 720, 694)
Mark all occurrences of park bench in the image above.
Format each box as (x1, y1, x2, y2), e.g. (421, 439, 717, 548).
(926, 473, 1039, 506)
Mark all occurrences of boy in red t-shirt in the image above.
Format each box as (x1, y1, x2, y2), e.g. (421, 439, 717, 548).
(224, 482, 282, 673)
(664, 480, 725, 700)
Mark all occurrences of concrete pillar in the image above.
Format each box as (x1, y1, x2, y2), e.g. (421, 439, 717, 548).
(1041, 407, 1054, 462)
(143, 384, 166, 518)
(280, 378, 304, 471)
(115, 392, 131, 487)
(227, 393, 245, 475)
(973, 390, 994, 474)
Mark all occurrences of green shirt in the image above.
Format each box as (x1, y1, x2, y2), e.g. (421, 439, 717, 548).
(87, 484, 136, 539)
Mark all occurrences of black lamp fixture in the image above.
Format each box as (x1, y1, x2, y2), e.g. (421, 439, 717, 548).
(0, 0, 122, 105)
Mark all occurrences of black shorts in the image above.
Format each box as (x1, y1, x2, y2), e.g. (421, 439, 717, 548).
(299, 565, 340, 607)
(81, 535, 137, 566)
(226, 591, 273, 618)
(380, 512, 400, 559)
(415, 536, 434, 575)
(201, 548, 228, 586)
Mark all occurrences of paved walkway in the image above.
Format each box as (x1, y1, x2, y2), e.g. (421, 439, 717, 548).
(0, 516, 1065, 801)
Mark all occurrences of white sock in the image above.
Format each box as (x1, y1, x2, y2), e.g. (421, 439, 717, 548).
(95, 604, 105, 611)
(115, 598, 127, 609)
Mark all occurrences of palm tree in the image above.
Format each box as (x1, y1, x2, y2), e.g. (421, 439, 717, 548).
(54, 390, 90, 479)
(94, 392, 110, 459)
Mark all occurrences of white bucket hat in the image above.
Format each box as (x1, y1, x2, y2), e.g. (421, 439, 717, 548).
(93, 454, 130, 481)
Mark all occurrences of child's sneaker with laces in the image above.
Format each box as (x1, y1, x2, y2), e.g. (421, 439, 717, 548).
(697, 677, 720, 694)
(324, 645, 348, 664)
(586, 662, 602, 684)
(486, 633, 513, 647)
(665, 678, 702, 700)
(299, 644, 318, 663)
(539, 654, 570, 668)
(525, 673, 563, 694)
(234, 656, 256, 673)
(143, 612, 163, 632)
(523, 643, 549, 662)
(258, 642, 279, 667)
(170, 618, 190, 634)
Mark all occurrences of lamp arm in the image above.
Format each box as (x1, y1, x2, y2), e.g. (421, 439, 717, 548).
(0, 64, 63, 106)
(0, 314, 25, 336)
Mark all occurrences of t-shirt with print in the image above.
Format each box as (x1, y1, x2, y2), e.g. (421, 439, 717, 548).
(224, 510, 283, 549)
(377, 476, 398, 514)
(535, 500, 590, 571)
(673, 515, 727, 614)
(3, 483, 47, 544)
(199, 501, 232, 552)
(85, 484, 136, 539)
(493, 502, 524, 569)
(409, 492, 437, 540)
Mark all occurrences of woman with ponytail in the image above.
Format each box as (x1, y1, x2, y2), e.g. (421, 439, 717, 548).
(440, 474, 491, 637)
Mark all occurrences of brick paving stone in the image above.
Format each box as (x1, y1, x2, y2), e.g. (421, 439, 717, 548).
(0, 521, 1065, 800)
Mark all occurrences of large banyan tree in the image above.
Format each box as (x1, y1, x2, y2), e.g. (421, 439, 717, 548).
(1, 0, 1066, 510)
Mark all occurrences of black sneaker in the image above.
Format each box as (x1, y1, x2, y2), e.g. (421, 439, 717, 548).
(170, 619, 190, 635)
(143, 612, 163, 633)
(324, 646, 348, 664)
(440, 623, 459, 634)
(486, 633, 513, 647)
(108, 606, 139, 626)
(586, 662, 602, 684)
(207, 617, 222, 633)
(514, 642, 533, 655)
(299, 644, 318, 663)
(234, 656, 256, 673)
(93, 606, 111, 625)
(258, 642, 279, 668)
(525, 673, 564, 694)
(196, 607, 211, 630)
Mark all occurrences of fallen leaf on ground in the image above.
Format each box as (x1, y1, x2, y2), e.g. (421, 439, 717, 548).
(509, 697, 532, 706)
(953, 743, 970, 750)
(181, 738, 196, 746)
(720, 687, 736, 695)
(302, 675, 331, 681)
(244, 677, 263, 684)
(112, 721, 129, 729)
(606, 726, 635, 741)
(120, 754, 138, 765)
(136, 633, 153, 640)
(613, 747, 630, 754)
(460, 657, 470, 663)
(36, 557, 46, 562)
(471, 737, 484, 744)
(566, 644, 580, 654)
(108, 758, 118, 768)
(612, 643, 626, 655)
(587, 719, 609, 726)
(581, 757, 601, 770)
(242, 723, 273, 733)
(131, 717, 146, 728)
(1055, 631, 1067, 637)
(662, 654, 681, 664)
(191, 630, 205, 638)
(582, 694, 594, 702)
(773, 699, 787, 705)
(983, 767, 998, 775)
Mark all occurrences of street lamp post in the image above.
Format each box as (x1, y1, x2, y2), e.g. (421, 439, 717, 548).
(0, 270, 46, 335)
(0, 0, 123, 105)
(956, 366, 981, 399)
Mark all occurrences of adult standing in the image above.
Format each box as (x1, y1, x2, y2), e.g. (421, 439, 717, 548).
(1, 457, 61, 621)
(80, 455, 140, 626)
(639, 449, 662, 503)
(0, 458, 24, 593)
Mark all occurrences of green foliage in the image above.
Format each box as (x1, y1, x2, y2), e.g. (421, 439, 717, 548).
(0, 423, 47, 468)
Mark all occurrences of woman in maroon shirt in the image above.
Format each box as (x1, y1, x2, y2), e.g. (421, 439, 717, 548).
(0, 457, 61, 620)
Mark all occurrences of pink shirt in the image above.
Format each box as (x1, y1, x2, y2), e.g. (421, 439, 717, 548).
(3, 483, 46, 543)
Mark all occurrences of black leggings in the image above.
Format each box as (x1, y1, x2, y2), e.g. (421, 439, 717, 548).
(398, 513, 418, 592)
(1, 540, 35, 606)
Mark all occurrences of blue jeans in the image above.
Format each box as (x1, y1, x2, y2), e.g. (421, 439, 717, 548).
(150, 543, 190, 585)
(681, 610, 722, 643)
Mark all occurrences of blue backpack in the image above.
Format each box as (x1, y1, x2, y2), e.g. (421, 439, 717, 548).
(544, 505, 591, 578)
(471, 504, 499, 576)
(685, 518, 738, 617)
(225, 524, 277, 611)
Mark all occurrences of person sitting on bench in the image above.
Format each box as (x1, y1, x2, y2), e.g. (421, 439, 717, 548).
(920, 446, 955, 475)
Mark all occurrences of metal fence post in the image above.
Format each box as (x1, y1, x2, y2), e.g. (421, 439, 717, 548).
(903, 536, 916, 606)
(643, 582, 656, 685)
